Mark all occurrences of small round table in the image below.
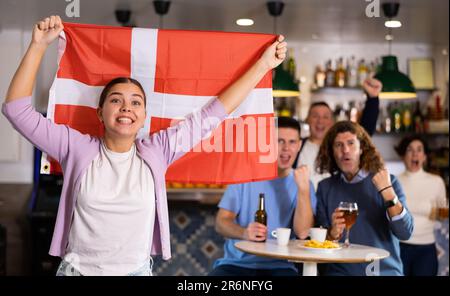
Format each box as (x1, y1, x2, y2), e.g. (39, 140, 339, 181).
(235, 239, 390, 276)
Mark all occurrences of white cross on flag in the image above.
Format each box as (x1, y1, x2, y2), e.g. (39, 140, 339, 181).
(43, 23, 278, 184)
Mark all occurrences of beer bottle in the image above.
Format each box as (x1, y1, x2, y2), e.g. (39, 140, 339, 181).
(255, 193, 267, 226)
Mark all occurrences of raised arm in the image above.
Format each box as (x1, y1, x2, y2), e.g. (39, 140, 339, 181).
(2, 16, 90, 166)
(5, 16, 64, 102)
(359, 77, 381, 136)
(293, 166, 315, 239)
(218, 35, 287, 114)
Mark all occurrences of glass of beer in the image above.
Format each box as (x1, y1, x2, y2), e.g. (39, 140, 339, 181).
(437, 198, 449, 220)
(338, 202, 358, 247)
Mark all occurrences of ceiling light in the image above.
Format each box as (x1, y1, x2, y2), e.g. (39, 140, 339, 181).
(236, 19, 254, 26)
(384, 20, 402, 28)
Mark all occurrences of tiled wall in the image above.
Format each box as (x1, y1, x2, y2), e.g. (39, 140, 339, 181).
(153, 201, 224, 276)
(436, 219, 449, 276)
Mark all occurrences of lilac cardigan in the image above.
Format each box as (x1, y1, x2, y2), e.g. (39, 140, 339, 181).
(2, 96, 227, 260)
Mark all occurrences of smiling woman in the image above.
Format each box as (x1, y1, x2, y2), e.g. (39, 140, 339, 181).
(1, 15, 287, 276)
(96, 78, 147, 152)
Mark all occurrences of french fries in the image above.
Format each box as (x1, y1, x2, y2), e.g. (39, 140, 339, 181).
(304, 239, 340, 249)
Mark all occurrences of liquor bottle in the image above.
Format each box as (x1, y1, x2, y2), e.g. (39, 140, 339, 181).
(373, 57, 382, 74)
(335, 57, 346, 88)
(314, 65, 326, 88)
(376, 107, 383, 133)
(413, 101, 424, 133)
(346, 56, 358, 88)
(325, 60, 335, 87)
(424, 106, 432, 133)
(337, 103, 349, 121)
(348, 101, 358, 123)
(357, 59, 368, 87)
(383, 105, 392, 133)
(435, 95, 443, 120)
(368, 61, 377, 77)
(255, 193, 267, 227)
(402, 104, 412, 132)
(278, 100, 292, 117)
(287, 48, 297, 78)
(391, 103, 402, 133)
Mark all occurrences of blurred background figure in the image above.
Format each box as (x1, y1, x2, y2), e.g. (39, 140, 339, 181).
(396, 135, 448, 276)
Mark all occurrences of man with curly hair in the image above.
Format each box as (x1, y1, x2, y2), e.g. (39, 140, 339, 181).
(293, 78, 382, 191)
(315, 121, 414, 276)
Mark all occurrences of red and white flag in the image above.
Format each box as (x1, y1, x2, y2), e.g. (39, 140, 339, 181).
(43, 23, 277, 184)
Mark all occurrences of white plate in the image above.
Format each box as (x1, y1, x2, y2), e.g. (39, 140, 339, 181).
(297, 243, 343, 253)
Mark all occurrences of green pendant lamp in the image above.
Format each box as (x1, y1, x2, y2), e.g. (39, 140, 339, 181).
(267, 1, 300, 98)
(272, 64, 300, 97)
(375, 2, 416, 100)
(375, 55, 416, 99)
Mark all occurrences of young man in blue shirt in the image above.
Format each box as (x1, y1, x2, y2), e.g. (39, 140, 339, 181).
(209, 117, 316, 276)
(315, 121, 414, 276)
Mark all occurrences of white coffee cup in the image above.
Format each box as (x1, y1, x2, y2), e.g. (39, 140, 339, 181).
(309, 227, 327, 242)
(271, 228, 291, 246)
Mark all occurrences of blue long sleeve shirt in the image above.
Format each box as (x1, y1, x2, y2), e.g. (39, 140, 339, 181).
(315, 173, 414, 276)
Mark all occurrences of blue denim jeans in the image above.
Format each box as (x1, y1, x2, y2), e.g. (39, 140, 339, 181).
(56, 257, 154, 276)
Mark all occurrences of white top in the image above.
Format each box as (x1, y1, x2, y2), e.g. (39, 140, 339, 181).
(298, 139, 330, 190)
(65, 141, 155, 275)
(398, 169, 447, 245)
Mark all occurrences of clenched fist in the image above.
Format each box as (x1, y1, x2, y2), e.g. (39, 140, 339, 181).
(372, 168, 392, 192)
(294, 165, 310, 191)
(32, 15, 64, 48)
(363, 77, 382, 98)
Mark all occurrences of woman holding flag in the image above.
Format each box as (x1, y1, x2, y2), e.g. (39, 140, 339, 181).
(2, 15, 287, 275)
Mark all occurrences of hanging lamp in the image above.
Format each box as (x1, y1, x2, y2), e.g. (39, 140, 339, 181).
(153, 0, 171, 28)
(266, 1, 300, 98)
(375, 56, 416, 99)
(375, 2, 416, 99)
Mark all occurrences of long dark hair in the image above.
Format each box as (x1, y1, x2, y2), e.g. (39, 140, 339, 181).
(98, 77, 146, 108)
(316, 121, 384, 175)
